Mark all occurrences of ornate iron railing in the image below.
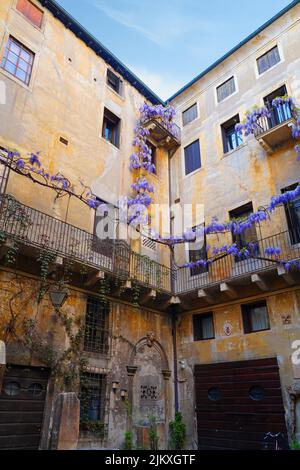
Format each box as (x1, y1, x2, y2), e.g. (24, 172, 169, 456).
(254, 103, 294, 137)
(0, 195, 172, 293)
(1, 195, 300, 296)
(174, 230, 300, 294)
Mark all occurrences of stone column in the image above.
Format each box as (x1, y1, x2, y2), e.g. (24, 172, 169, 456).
(51, 392, 80, 450)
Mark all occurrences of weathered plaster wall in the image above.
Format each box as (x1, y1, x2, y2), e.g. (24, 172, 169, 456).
(0, 267, 174, 449)
(176, 289, 300, 446)
(0, 0, 170, 264)
(170, 4, 300, 265)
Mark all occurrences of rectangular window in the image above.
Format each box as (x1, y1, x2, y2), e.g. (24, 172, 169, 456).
(16, 0, 43, 28)
(184, 140, 201, 175)
(188, 224, 207, 277)
(217, 77, 236, 103)
(1, 36, 34, 85)
(229, 202, 259, 261)
(193, 313, 215, 341)
(242, 301, 270, 334)
(221, 115, 243, 153)
(102, 108, 120, 148)
(107, 69, 122, 95)
(182, 103, 198, 126)
(282, 183, 300, 245)
(257, 46, 280, 75)
(264, 85, 292, 128)
(80, 372, 107, 427)
(146, 141, 157, 174)
(84, 297, 109, 354)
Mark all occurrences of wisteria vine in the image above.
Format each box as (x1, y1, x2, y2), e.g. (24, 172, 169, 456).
(0, 148, 101, 209)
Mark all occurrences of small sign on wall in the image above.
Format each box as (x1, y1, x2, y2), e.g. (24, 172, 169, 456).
(223, 322, 233, 336)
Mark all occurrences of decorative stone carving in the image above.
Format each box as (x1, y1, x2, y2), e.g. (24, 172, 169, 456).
(146, 332, 155, 348)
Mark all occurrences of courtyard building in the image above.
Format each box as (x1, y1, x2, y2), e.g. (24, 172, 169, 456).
(0, 0, 299, 450)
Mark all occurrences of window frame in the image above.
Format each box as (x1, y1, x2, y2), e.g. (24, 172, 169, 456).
(216, 76, 237, 104)
(102, 107, 121, 148)
(241, 301, 271, 334)
(229, 202, 259, 261)
(106, 68, 123, 96)
(282, 183, 300, 246)
(184, 139, 201, 176)
(15, 0, 44, 29)
(83, 296, 110, 355)
(182, 103, 198, 126)
(1, 35, 35, 86)
(193, 313, 215, 341)
(221, 114, 243, 154)
(257, 45, 281, 76)
(187, 224, 208, 277)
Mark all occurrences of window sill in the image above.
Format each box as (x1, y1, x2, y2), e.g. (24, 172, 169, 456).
(105, 84, 125, 101)
(222, 142, 247, 158)
(0, 68, 32, 92)
(13, 8, 45, 33)
(257, 61, 282, 78)
(100, 136, 120, 151)
(193, 337, 215, 342)
(244, 328, 271, 335)
(183, 167, 204, 179)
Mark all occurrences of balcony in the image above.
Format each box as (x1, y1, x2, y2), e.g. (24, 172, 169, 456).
(143, 117, 181, 150)
(0, 195, 171, 295)
(174, 230, 300, 306)
(254, 103, 296, 154)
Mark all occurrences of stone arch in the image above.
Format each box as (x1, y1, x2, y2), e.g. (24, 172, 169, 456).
(126, 334, 172, 449)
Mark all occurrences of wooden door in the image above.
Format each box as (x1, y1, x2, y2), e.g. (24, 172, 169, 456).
(195, 358, 288, 450)
(0, 365, 49, 449)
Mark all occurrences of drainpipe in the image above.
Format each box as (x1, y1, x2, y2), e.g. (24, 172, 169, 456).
(168, 149, 179, 413)
(172, 305, 179, 413)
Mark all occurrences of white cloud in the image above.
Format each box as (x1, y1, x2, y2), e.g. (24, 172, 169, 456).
(89, 0, 220, 47)
(128, 64, 185, 100)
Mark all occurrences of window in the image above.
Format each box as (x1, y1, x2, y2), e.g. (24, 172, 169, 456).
(1, 36, 34, 85)
(282, 183, 300, 245)
(221, 115, 243, 153)
(184, 140, 201, 175)
(229, 202, 259, 261)
(84, 297, 109, 354)
(146, 140, 157, 174)
(102, 108, 120, 148)
(257, 46, 280, 75)
(16, 0, 43, 28)
(217, 77, 236, 103)
(264, 85, 292, 127)
(107, 69, 122, 95)
(242, 301, 270, 334)
(193, 313, 215, 341)
(182, 103, 198, 126)
(188, 224, 207, 277)
(80, 372, 107, 426)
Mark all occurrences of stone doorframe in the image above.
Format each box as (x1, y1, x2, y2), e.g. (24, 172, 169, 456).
(287, 385, 300, 441)
(126, 335, 172, 444)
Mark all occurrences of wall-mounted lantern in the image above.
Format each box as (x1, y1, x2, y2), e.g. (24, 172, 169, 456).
(49, 285, 68, 311)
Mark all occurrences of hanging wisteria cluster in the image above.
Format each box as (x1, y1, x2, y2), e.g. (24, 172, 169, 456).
(0, 148, 101, 209)
(128, 103, 177, 223)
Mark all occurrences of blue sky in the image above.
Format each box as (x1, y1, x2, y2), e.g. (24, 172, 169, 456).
(56, 0, 293, 100)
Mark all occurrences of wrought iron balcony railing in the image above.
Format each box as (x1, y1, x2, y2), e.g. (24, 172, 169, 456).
(0, 195, 172, 293)
(254, 103, 295, 153)
(1, 195, 300, 298)
(174, 230, 300, 294)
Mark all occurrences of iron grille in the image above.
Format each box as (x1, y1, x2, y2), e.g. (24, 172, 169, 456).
(80, 371, 108, 438)
(84, 297, 110, 355)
